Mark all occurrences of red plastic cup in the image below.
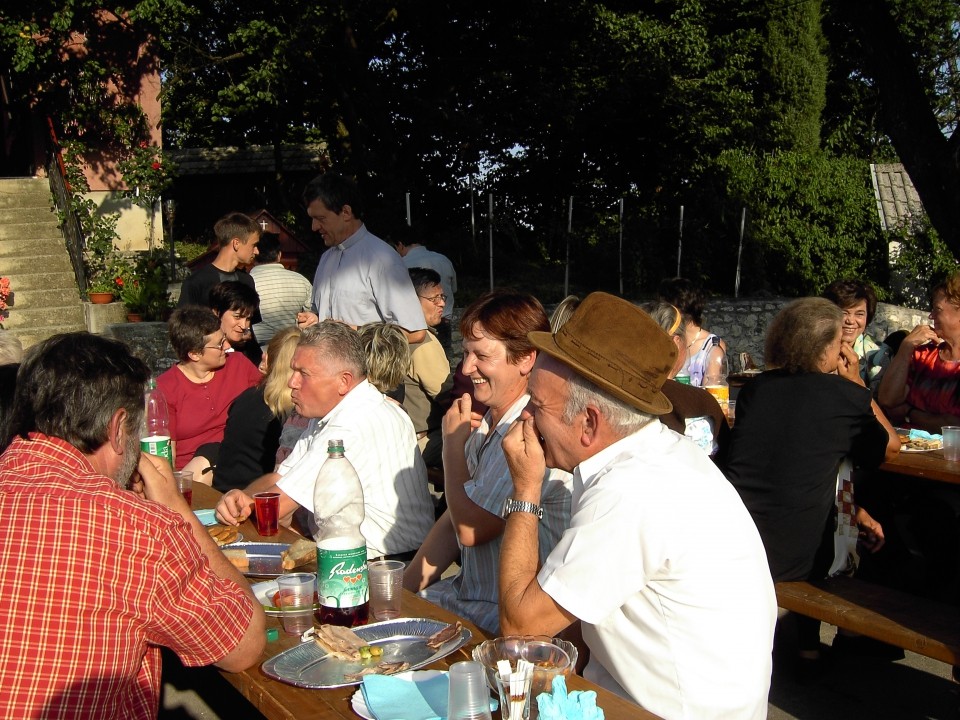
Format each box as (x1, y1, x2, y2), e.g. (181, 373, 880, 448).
(253, 492, 280, 537)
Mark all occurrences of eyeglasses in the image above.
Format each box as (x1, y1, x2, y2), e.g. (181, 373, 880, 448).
(419, 293, 447, 305)
(204, 337, 228, 351)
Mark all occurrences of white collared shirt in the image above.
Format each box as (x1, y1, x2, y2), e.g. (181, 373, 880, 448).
(277, 380, 434, 557)
(538, 422, 776, 719)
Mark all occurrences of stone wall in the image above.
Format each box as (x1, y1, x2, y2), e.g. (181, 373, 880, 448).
(703, 297, 929, 368)
(93, 297, 930, 378)
(105, 321, 176, 376)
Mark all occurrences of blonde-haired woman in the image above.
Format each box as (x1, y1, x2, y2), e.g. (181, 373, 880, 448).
(213, 327, 301, 491)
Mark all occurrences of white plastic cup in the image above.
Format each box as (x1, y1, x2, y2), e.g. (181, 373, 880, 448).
(448, 660, 493, 720)
(276, 572, 316, 636)
(368, 559, 404, 621)
(942, 426, 960, 462)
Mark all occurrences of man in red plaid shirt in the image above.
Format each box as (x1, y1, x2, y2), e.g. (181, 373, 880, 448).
(0, 333, 265, 717)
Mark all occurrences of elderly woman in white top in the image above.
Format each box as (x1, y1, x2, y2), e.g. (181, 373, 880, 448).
(403, 290, 573, 634)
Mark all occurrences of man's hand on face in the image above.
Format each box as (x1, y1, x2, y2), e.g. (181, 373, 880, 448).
(503, 412, 547, 500)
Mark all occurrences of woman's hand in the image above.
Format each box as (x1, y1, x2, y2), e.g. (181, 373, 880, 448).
(442, 394, 483, 449)
(900, 324, 940, 356)
(855, 507, 885, 553)
(837, 343, 865, 386)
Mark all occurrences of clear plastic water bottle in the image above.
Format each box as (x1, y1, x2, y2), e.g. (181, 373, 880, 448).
(313, 439, 369, 627)
(140, 378, 172, 464)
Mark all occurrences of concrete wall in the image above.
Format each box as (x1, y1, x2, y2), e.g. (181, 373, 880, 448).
(89, 190, 164, 252)
(703, 297, 929, 368)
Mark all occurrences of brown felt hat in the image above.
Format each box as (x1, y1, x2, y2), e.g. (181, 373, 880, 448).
(529, 292, 676, 415)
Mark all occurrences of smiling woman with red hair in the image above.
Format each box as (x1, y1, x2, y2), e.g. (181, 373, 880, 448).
(403, 290, 574, 634)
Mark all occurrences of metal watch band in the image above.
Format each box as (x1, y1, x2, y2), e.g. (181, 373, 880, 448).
(502, 498, 544, 520)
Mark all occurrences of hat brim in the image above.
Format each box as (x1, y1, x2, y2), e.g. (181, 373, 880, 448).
(529, 330, 673, 416)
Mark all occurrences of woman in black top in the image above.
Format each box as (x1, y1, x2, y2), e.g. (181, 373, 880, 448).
(724, 298, 900, 583)
(214, 327, 300, 491)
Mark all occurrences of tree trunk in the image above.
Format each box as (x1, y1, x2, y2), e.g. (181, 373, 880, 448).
(837, 0, 960, 256)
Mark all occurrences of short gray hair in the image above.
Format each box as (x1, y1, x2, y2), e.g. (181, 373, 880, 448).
(299, 321, 367, 378)
(639, 301, 685, 339)
(561, 368, 654, 437)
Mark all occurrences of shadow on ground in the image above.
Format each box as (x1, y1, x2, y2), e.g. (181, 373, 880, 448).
(769, 614, 958, 720)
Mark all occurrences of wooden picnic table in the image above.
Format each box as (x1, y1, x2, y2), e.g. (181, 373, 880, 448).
(879, 447, 960, 484)
(194, 483, 660, 720)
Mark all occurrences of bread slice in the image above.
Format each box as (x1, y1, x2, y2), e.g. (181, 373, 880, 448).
(281, 538, 316, 570)
(222, 548, 249, 572)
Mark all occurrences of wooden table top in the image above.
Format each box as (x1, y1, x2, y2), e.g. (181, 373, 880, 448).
(194, 484, 660, 720)
(879, 447, 960, 484)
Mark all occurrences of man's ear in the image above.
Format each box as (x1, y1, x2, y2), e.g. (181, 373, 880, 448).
(108, 408, 128, 455)
(340, 204, 355, 221)
(581, 405, 602, 448)
(338, 370, 355, 396)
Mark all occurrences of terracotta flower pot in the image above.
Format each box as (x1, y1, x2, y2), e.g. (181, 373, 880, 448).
(88, 292, 115, 304)
(126, 313, 144, 323)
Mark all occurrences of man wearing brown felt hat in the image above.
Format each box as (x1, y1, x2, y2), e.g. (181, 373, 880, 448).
(497, 291, 776, 720)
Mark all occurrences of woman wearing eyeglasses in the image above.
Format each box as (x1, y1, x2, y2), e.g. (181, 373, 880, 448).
(156, 306, 262, 472)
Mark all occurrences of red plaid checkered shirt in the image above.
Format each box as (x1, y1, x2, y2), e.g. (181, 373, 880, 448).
(0, 434, 255, 718)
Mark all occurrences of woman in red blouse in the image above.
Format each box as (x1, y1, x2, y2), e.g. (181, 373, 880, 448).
(156, 306, 261, 471)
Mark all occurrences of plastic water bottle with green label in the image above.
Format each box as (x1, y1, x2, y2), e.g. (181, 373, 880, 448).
(313, 439, 369, 627)
(140, 378, 172, 464)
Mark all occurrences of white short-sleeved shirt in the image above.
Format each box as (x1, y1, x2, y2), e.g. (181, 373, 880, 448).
(312, 225, 427, 332)
(401, 245, 458, 319)
(276, 380, 434, 557)
(538, 422, 776, 720)
(422, 394, 573, 633)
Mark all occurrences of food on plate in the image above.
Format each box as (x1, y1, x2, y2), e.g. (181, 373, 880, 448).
(908, 437, 942, 451)
(425, 621, 462, 649)
(207, 524, 240, 546)
(222, 548, 248, 571)
(281, 537, 315, 570)
(314, 624, 370, 661)
(344, 661, 410, 681)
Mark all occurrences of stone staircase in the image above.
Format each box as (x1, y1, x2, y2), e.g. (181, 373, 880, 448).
(0, 177, 87, 349)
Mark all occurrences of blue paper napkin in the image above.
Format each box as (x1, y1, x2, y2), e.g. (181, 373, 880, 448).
(193, 509, 217, 526)
(536, 676, 605, 720)
(909, 429, 942, 441)
(361, 673, 448, 720)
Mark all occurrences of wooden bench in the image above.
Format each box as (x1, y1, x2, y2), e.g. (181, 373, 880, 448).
(776, 575, 960, 665)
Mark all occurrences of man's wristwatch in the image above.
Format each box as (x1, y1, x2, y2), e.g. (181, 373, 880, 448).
(502, 498, 544, 520)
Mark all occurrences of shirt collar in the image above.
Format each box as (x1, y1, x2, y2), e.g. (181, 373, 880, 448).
(574, 420, 662, 488)
(334, 223, 367, 252)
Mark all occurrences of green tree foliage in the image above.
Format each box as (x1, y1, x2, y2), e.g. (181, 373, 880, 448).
(707, 149, 887, 296)
(3, 0, 958, 299)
